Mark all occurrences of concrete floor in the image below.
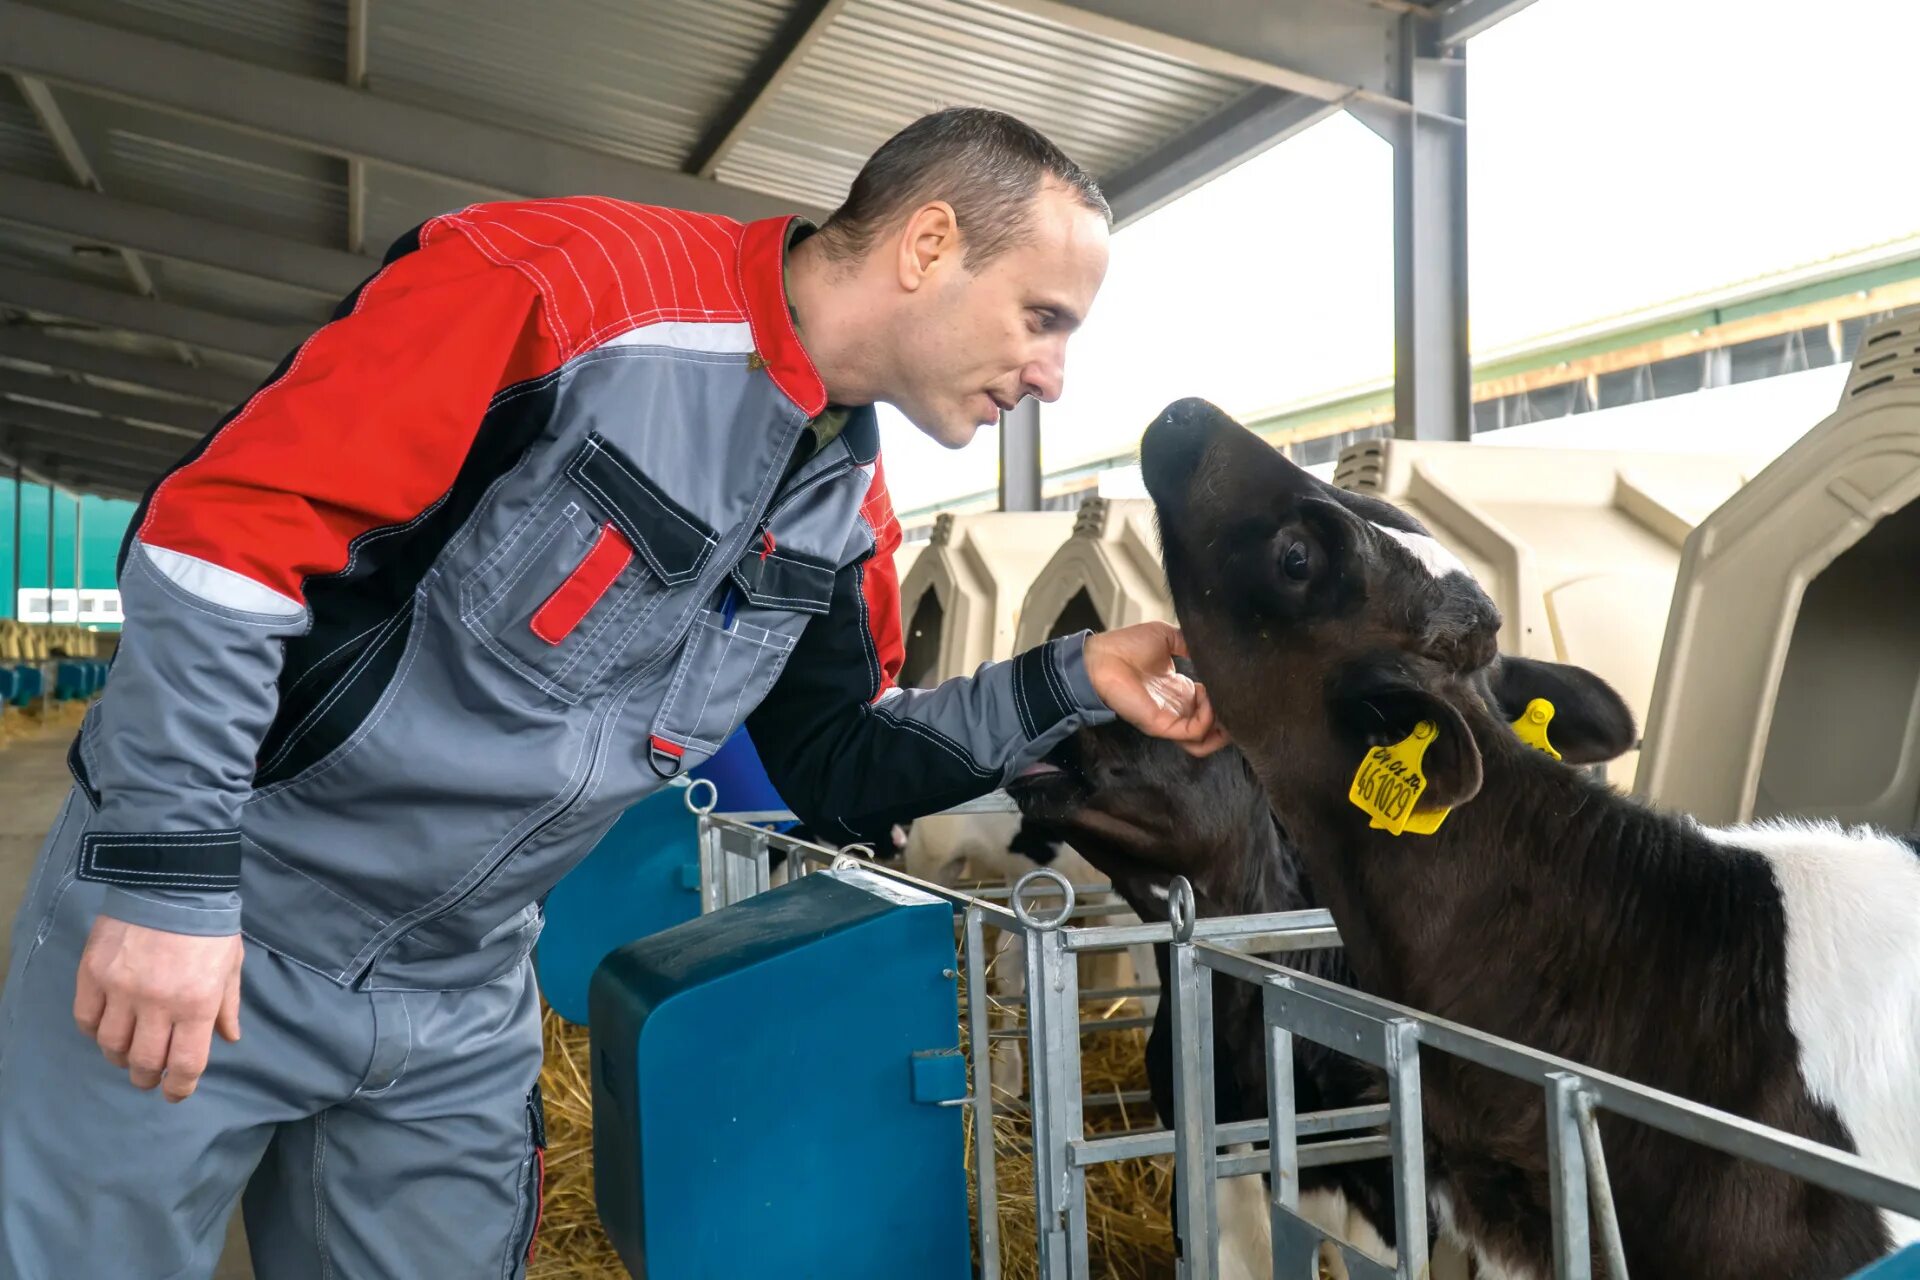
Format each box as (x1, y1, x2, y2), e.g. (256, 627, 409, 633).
(0, 723, 254, 1279)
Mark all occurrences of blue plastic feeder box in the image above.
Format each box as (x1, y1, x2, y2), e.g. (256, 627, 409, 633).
(1853, 1244, 1920, 1279)
(590, 865, 971, 1280)
(535, 728, 791, 1026)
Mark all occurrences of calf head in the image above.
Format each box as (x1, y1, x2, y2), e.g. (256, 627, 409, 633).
(1008, 683, 1272, 911)
(1140, 397, 1633, 829)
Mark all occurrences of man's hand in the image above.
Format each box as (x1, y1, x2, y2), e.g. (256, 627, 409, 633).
(73, 917, 243, 1103)
(1083, 622, 1230, 757)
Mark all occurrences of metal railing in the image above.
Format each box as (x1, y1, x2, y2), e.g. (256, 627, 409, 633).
(689, 787, 1920, 1280)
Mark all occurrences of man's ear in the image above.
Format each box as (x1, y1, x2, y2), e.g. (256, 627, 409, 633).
(1330, 656, 1483, 811)
(1485, 655, 1637, 764)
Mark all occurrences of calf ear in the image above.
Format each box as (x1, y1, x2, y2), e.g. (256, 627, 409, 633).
(1486, 656, 1637, 764)
(1330, 657, 1484, 812)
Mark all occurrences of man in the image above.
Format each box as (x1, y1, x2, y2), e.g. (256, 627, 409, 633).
(0, 108, 1222, 1277)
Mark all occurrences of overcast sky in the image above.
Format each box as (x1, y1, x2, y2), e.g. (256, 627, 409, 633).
(880, 0, 1920, 515)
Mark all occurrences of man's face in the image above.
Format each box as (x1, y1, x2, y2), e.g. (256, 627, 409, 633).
(889, 183, 1110, 448)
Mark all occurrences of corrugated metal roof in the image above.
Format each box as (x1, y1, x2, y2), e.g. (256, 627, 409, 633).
(45, 0, 347, 78)
(714, 0, 1247, 207)
(151, 260, 336, 328)
(0, 224, 137, 291)
(0, 0, 1344, 496)
(357, 169, 497, 254)
(0, 83, 67, 184)
(369, 0, 797, 169)
(53, 97, 350, 246)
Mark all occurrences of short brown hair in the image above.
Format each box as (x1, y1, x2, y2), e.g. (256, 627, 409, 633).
(817, 107, 1110, 267)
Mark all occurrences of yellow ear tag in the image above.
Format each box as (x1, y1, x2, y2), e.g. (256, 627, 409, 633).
(1349, 720, 1451, 836)
(1511, 698, 1561, 761)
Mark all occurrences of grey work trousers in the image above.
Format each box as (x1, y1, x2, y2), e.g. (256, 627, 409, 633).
(0, 790, 548, 1279)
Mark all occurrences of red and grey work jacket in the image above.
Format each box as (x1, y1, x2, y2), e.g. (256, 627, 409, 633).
(67, 198, 1111, 989)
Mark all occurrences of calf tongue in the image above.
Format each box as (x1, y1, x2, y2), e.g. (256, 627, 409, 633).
(1016, 761, 1064, 778)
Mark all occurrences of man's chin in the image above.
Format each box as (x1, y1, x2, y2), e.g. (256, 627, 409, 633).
(925, 418, 980, 449)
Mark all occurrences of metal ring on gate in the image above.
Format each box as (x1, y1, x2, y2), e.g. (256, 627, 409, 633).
(1011, 867, 1075, 932)
(683, 778, 718, 816)
(1169, 876, 1197, 943)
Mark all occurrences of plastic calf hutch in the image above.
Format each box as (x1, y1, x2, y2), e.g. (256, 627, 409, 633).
(1014, 497, 1172, 650)
(1331, 439, 1762, 790)
(896, 511, 1076, 688)
(1638, 307, 1920, 828)
(669, 793, 1920, 1280)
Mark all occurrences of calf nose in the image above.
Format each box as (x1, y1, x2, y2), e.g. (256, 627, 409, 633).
(1139, 397, 1223, 498)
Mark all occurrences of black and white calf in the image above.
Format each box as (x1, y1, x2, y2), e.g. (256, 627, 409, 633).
(1008, 716, 1401, 1273)
(1141, 396, 1920, 1279)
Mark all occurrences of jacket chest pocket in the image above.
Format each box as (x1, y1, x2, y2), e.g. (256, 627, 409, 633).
(644, 538, 837, 777)
(461, 433, 717, 704)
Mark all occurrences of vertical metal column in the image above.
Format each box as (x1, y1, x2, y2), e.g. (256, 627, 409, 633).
(72, 492, 82, 627)
(1023, 919, 1084, 1279)
(1262, 987, 1305, 1271)
(41, 480, 54, 709)
(1389, 18, 1471, 442)
(1545, 1072, 1594, 1280)
(9, 457, 19, 621)
(1167, 881, 1217, 1280)
(964, 906, 1002, 1280)
(44, 479, 55, 628)
(998, 398, 1041, 512)
(1384, 1019, 1430, 1279)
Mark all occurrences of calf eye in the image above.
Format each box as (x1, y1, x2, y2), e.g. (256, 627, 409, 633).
(1282, 542, 1312, 581)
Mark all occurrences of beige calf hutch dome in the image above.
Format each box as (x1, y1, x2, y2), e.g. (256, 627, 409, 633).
(1014, 498, 1172, 651)
(1331, 439, 1763, 789)
(895, 511, 1076, 687)
(887, 540, 923, 600)
(1637, 308, 1920, 828)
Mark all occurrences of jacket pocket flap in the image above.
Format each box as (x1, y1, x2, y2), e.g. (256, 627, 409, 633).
(566, 434, 715, 586)
(729, 545, 835, 615)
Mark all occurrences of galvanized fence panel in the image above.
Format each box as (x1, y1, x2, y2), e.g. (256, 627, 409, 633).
(689, 790, 1920, 1280)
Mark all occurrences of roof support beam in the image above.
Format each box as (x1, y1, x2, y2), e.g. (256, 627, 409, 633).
(0, 402, 194, 464)
(1437, 0, 1540, 46)
(1103, 89, 1342, 227)
(987, 0, 1401, 105)
(1387, 25, 1471, 441)
(0, 174, 374, 298)
(0, 435, 153, 501)
(687, 0, 852, 179)
(0, 328, 255, 406)
(0, 269, 302, 365)
(11, 75, 159, 301)
(0, 370, 210, 437)
(0, 417, 186, 467)
(0, 0, 818, 223)
(998, 399, 1041, 512)
(346, 0, 371, 254)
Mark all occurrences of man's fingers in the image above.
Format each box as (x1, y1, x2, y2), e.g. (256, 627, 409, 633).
(72, 967, 105, 1040)
(216, 965, 242, 1044)
(94, 998, 135, 1068)
(162, 1018, 214, 1102)
(1160, 624, 1191, 659)
(126, 1014, 173, 1091)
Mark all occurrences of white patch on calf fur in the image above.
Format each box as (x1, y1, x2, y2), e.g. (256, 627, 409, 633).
(1702, 819, 1920, 1246)
(1372, 524, 1470, 581)
(1218, 1170, 1400, 1279)
(1215, 1152, 1272, 1280)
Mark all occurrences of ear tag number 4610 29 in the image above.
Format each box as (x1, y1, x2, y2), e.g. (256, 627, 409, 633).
(1349, 721, 1449, 837)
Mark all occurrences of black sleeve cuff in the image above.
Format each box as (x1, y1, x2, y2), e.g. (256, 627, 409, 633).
(77, 830, 242, 894)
